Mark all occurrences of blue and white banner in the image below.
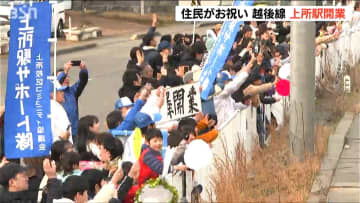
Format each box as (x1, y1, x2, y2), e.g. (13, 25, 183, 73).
(5, 2, 52, 158)
(199, 0, 254, 100)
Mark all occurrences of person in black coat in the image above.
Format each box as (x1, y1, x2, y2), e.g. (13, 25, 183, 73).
(118, 70, 142, 102)
(0, 159, 63, 203)
(158, 63, 184, 87)
(0, 163, 32, 202)
(180, 41, 206, 68)
(142, 33, 162, 79)
(274, 21, 290, 44)
(127, 47, 144, 73)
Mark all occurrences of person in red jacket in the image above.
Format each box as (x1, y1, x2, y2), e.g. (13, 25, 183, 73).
(125, 128, 163, 202)
(138, 128, 163, 185)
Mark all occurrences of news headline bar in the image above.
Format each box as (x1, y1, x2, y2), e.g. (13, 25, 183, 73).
(175, 6, 352, 22)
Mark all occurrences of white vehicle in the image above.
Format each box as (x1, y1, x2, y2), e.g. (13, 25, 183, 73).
(0, 0, 72, 37)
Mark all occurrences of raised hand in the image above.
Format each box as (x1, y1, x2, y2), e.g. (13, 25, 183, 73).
(136, 50, 144, 65)
(64, 61, 72, 74)
(43, 159, 57, 179)
(0, 156, 9, 168)
(80, 61, 86, 70)
(152, 13, 158, 27)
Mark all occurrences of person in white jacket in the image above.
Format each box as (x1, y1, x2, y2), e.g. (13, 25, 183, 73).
(213, 58, 254, 127)
(50, 80, 72, 143)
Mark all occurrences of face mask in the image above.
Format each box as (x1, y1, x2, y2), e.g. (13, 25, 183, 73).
(88, 143, 101, 159)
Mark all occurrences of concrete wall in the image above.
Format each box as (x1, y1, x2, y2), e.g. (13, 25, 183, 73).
(71, 0, 178, 14)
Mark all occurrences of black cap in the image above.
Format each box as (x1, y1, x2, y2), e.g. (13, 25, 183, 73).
(0, 163, 27, 186)
(142, 33, 154, 46)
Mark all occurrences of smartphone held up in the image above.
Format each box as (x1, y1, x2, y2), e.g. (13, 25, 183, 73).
(71, 60, 81, 66)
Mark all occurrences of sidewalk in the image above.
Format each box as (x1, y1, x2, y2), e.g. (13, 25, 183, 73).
(327, 114, 360, 203)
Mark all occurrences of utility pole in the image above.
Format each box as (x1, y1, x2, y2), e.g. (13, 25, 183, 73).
(140, 0, 144, 16)
(289, 0, 316, 161)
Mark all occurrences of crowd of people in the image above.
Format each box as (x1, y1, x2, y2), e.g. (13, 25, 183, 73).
(0, 1, 360, 202)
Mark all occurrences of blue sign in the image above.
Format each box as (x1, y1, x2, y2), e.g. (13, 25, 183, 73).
(5, 2, 52, 158)
(199, 0, 254, 100)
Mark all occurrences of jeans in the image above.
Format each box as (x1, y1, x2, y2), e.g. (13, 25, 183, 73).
(256, 107, 268, 148)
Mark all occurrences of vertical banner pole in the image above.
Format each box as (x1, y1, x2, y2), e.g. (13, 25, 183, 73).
(140, 0, 144, 16)
(192, 21, 196, 44)
(51, 2, 57, 100)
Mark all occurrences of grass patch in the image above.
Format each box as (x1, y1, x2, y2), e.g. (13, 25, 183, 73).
(210, 122, 330, 202)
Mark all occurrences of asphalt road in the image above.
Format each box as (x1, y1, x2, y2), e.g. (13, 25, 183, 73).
(0, 23, 213, 130)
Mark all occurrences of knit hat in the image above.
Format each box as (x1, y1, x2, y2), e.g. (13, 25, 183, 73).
(158, 40, 172, 52)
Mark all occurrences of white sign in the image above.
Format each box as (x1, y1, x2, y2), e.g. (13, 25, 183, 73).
(160, 83, 202, 121)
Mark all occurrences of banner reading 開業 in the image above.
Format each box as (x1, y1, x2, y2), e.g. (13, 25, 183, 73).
(160, 82, 202, 121)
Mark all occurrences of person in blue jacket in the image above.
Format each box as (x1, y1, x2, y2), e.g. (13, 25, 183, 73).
(56, 61, 89, 146)
(110, 85, 152, 139)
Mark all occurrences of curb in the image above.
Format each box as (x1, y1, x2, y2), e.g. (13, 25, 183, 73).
(130, 31, 161, 40)
(307, 112, 355, 203)
(0, 42, 97, 56)
(52, 43, 97, 56)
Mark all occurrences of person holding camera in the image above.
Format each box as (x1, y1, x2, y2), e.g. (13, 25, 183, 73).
(56, 61, 89, 147)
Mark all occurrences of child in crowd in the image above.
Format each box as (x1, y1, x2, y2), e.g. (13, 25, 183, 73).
(58, 152, 82, 182)
(138, 128, 164, 185)
(124, 128, 164, 203)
